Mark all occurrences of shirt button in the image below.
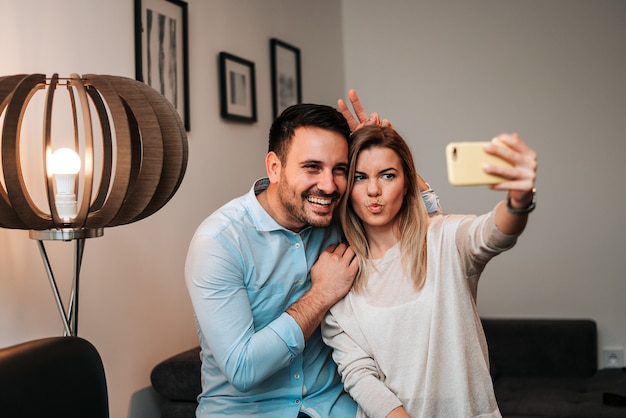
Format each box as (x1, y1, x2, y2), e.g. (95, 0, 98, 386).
(296, 280, 303, 285)
(294, 243, 301, 249)
(295, 399, 301, 404)
(294, 373, 300, 379)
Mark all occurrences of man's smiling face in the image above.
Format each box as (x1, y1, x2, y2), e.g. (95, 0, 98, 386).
(276, 126, 348, 231)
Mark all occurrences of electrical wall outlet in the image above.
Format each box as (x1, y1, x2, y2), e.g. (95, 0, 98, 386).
(602, 347, 624, 368)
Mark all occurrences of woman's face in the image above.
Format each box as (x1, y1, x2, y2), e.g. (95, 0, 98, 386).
(349, 146, 406, 233)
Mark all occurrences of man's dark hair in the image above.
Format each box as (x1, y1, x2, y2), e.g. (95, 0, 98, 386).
(268, 103, 351, 163)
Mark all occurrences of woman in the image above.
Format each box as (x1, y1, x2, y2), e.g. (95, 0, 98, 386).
(321, 124, 537, 418)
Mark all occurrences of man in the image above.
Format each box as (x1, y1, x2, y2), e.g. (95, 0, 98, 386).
(185, 93, 440, 418)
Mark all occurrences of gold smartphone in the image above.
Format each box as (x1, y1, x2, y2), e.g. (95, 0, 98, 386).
(445, 142, 512, 186)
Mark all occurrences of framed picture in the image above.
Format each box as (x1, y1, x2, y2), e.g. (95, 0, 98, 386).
(270, 38, 302, 119)
(219, 52, 257, 123)
(135, 0, 190, 131)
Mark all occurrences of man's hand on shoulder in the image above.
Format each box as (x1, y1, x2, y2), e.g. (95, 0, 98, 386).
(287, 243, 358, 339)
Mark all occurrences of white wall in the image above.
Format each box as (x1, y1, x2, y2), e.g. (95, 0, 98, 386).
(341, 0, 626, 363)
(0, 0, 344, 416)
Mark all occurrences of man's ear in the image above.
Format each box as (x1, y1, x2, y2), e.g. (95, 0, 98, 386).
(266, 151, 282, 183)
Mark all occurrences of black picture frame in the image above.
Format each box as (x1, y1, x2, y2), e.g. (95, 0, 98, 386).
(270, 38, 302, 119)
(219, 52, 257, 123)
(134, 0, 190, 131)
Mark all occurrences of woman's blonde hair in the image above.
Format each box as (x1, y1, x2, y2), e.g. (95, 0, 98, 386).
(340, 125, 429, 292)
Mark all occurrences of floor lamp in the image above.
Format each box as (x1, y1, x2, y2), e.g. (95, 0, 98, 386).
(0, 73, 188, 336)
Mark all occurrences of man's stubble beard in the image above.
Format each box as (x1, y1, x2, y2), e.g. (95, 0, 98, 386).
(278, 174, 334, 229)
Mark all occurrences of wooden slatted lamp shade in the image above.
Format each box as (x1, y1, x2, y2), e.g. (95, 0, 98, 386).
(0, 73, 189, 335)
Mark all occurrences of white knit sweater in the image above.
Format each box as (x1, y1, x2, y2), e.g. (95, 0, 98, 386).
(322, 210, 518, 418)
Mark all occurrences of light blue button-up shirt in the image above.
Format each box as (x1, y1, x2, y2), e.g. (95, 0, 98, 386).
(185, 178, 357, 418)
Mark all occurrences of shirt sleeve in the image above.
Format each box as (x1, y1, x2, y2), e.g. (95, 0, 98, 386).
(421, 185, 442, 215)
(185, 230, 305, 392)
(322, 306, 402, 418)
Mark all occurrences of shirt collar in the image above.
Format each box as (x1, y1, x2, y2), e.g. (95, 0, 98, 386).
(247, 178, 311, 234)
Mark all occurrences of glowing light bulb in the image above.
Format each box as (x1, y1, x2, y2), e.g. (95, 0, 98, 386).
(48, 148, 81, 222)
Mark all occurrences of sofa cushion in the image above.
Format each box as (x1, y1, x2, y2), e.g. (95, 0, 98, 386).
(481, 318, 597, 378)
(161, 401, 198, 418)
(494, 368, 626, 418)
(151, 346, 201, 402)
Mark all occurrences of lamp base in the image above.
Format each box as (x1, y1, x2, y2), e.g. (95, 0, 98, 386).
(29, 228, 103, 241)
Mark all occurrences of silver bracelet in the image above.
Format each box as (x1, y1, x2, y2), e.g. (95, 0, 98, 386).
(506, 189, 536, 215)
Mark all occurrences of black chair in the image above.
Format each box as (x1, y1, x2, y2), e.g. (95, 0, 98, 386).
(0, 336, 109, 418)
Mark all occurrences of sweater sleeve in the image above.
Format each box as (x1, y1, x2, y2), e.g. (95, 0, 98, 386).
(455, 207, 519, 273)
(322, 303, 403, 418)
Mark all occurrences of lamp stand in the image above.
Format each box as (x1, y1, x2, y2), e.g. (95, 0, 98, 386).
(30, 228, 103, 336)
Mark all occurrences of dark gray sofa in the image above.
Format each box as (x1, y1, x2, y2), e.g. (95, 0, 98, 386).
(151, 318, 626, 417)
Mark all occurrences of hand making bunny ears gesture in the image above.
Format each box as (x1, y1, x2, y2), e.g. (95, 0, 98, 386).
(338, 89, 392, 132)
